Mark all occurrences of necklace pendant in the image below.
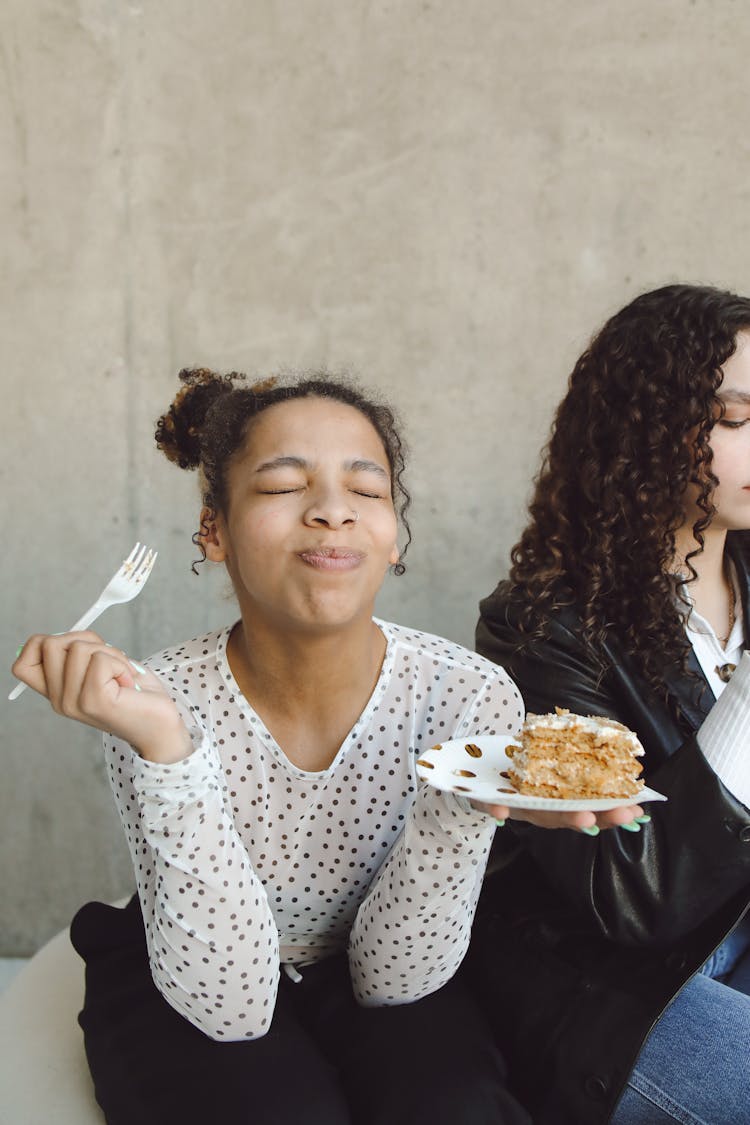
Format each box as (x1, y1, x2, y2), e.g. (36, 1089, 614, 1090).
(715, 662, 737, 683)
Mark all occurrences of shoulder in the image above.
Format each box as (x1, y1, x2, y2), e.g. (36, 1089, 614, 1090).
(376, 618, 523, 732)
(478, 579, 520, 633)
(477, 580, 584, 652)
(376, 617, 516, 688)
(475, 583, 619, 717)
(142, 627, 231, 678)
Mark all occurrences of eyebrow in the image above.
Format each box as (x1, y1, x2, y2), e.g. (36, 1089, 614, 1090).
(718, 389, 750, 405)
(255, 456, 308, 473)
(254, 455, 389, 478)
(348, 459, 390, 479)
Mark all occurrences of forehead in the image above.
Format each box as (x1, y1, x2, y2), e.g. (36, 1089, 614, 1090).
(240, 396, 389, 464)
(720, 330, 750, 394)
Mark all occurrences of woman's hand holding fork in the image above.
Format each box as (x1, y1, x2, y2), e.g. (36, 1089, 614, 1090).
(12, 632, 193, 765)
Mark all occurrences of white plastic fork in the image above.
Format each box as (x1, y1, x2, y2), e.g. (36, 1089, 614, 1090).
(9, 542, 158, 701)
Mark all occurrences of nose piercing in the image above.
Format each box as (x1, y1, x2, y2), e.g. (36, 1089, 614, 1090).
(351, 510, 359, 522)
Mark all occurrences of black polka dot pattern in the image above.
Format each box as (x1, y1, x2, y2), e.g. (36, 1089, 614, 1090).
(103, 619, 524, 1039)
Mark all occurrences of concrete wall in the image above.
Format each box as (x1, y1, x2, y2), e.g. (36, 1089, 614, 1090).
(3, 0, 749, 953)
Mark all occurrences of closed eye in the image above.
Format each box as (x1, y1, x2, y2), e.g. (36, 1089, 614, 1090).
(351, 489, 387, 499)
(718, 419, 750, 429)
(258, 487, 304, 494)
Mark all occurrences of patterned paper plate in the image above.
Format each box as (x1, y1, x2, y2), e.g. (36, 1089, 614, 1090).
(415, 734, 667, 812)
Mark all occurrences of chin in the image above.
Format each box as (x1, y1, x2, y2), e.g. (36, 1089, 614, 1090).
(290, 598, 373, 631)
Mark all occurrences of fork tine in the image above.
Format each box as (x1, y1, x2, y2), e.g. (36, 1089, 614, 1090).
(134, 544, 148, 570)
(118, 543, 142, 576)
(124, 542, 141, 566)
(135, 549, 157, 582)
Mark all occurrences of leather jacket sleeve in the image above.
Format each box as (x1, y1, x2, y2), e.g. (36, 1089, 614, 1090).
(476, 586, 750, 947)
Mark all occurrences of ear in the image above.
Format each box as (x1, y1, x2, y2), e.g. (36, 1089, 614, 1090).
(389, 544, 400, 567)
(198, 507, 228, 563)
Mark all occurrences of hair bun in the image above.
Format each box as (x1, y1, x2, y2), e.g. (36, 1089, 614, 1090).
(155, 367, 245, 469)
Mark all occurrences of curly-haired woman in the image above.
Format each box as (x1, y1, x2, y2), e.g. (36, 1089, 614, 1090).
(12, 370, 638, 1124)
(469, 284, 750, 1125)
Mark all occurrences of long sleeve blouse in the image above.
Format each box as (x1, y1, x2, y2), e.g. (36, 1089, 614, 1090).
(105, 618, 523, 1040)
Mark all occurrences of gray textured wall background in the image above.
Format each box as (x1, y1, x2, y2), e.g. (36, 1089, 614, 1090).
(3, 0, 749, 953)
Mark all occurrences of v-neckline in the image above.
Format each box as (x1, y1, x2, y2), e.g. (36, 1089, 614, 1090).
(215, 620, 396, 780)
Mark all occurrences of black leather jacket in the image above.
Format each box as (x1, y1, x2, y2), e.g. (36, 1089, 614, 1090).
(466, 533, 750, 1124)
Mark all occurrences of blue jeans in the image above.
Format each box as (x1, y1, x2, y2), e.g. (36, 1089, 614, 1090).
(611, 915, 750, 1124)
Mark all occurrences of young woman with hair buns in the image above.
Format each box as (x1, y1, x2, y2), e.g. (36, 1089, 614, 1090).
(470, 284, 750, 1125)
(12, 370, 639, 1124)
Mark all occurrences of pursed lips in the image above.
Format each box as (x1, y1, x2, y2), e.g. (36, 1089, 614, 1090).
(297, 546, 366, 571)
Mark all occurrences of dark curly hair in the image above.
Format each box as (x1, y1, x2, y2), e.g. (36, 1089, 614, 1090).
(509, 283, 750, 694)
(155, 367, 412, 575)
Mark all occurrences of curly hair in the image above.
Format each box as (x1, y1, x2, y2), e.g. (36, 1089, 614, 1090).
(155, 367, 412, 575)
(509, 283, 750, 693)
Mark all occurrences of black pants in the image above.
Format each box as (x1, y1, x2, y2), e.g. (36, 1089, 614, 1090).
(71, 896, 530, 1125)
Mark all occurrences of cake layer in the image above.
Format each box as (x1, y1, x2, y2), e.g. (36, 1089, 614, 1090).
(509, 708, 645, 799)
(507, 761, 643, 799)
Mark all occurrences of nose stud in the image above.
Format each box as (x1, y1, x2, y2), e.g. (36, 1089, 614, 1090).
(351, 510, 359, 522)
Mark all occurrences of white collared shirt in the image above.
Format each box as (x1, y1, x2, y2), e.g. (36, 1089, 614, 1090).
(681, 565, 745, 700)
(677, 565, 750, 810)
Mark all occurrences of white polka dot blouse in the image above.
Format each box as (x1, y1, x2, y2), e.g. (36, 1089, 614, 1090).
(104, 618, 524, 1041)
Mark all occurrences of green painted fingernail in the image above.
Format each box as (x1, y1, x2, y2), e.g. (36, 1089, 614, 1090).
(494, 819, 506, 827)
(15, 645, 23, 657)
(621, 821, 641, 832)
(134, 682, 142, 692)
(129, 660, 147, 675)
(635, 814, 651, 824)
(581, 825, 600, 836)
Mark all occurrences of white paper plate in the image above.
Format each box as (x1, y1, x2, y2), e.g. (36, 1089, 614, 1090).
(415, 735, 667, 812)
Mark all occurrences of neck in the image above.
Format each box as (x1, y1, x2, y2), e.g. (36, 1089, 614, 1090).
(672, 525, 734, 643)
(227, 613, 386, 714)
(226, 613, 388, 771)
(672, 523, 728, 586)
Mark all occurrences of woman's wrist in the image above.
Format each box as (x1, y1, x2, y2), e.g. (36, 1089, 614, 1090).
(134, 719, 195, 765)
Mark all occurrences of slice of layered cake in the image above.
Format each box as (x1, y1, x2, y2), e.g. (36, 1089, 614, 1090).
(507, 708, 645, 799)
